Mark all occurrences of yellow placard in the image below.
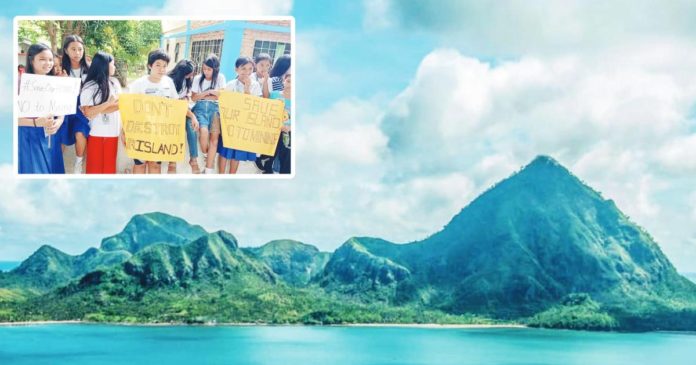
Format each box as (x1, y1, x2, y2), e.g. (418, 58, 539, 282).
(119, 94, 189, 162)
(218, 91, 285, 156)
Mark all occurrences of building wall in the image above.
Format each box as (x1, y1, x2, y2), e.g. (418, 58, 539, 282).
(190, 31, 225, 42)
(191, 20, 223, 30)
(247, 20, 291, 27)
(240, 29, 291, 58)
(160, 20, 291, 79)
(163, 37, 187, 68)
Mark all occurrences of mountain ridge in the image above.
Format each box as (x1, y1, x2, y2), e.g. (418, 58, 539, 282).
(2, 156, 695, 331)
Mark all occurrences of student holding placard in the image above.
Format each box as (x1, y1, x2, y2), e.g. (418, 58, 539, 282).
(79, 52, 121, 174)
(128, 49, 179, 174)
(59, 35, 91, 174)
(191, 54, 226, 174)
(218, 56, 261, 174)
(168, 59, 201, 174)
(17, 43, 65, 174)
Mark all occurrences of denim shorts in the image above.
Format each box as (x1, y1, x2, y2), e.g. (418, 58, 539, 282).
(192, 100, 220, 131)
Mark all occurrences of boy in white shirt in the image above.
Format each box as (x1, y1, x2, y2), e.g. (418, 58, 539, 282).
(128, 49, 178, 174)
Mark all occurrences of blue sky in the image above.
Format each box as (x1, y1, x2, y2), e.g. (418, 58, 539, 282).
(1, 1, 696, 275)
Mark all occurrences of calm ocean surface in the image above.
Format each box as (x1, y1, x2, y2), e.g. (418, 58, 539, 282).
(0, 325, 695, 365)
(0, 262, 20, 272)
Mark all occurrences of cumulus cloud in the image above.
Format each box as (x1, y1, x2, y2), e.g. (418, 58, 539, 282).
(381, 44, 696, 179)
(0, 164, 62, 225)
(657, 134, 696, 174)
(376, 44, 696, 270)
(300, 97, 388, 166)
(140, 0, 293, 16)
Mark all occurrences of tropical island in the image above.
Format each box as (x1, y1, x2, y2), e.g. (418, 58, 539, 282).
(1, 156, 695, 332)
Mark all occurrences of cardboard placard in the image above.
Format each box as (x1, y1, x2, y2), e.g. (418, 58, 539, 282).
(218, 91, 285, 156)
(119, 93, 189, 162)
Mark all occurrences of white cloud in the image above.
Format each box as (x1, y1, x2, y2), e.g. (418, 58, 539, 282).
(381, 44, 696, 178)
(376, 44, 696, 271)
(0, 165, 52, 224)
(657, 134, 696, 174)
(301, 98, 388, 166)
(140, 0, 293, 16)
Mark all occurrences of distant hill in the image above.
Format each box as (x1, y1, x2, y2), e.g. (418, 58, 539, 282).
(100, 212, 207, 253)
(316, 156, 696, 329)
(2, 157, 695, 331)
(0, 212, 206, 292)
(246, 239, 331, 286)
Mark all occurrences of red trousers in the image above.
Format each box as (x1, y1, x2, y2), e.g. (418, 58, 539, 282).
(86, 136, 118, 174)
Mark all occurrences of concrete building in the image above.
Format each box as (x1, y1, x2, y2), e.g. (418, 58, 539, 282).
(160, 20, 291, 79)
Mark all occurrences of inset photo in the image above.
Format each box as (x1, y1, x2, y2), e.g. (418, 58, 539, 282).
(14, 17, 294, 177)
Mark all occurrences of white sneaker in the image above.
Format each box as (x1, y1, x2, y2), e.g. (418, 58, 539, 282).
(73, 159, 83, 174)
(204, 168, 215, 175)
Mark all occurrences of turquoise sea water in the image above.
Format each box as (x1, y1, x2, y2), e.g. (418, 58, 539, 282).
(0, 325, 695, 365)
(0, 262, 20, 272)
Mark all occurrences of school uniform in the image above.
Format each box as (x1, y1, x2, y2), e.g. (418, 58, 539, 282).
(59, 68, 89, 146)
(18, 119, 65, 174)
(128, 75, 178, 165)
(251, 72, 273, 93)
(81, 79, 121, 174)
(217, 79, 262, 162)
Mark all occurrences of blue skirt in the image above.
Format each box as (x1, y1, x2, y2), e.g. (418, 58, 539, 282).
(18, 126, 65, 174)
(59, 96, 90, 146)
(217, 136, 256, 161)
(63, 96, 90, 146)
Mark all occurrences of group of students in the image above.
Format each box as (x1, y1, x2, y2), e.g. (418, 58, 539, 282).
(17, 34, 292, 175)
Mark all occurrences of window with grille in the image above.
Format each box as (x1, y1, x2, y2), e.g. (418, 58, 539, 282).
(253, 40, 291, 63)
(190, 39, 224, 74)
(174, 43, 180, 63)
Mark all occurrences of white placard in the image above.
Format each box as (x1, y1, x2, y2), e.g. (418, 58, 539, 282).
(17, 73, 81, 118)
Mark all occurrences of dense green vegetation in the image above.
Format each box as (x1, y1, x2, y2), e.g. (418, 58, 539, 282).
(18, 20, 162, 83)
(527, 293, 618, 330)
(246, 239, 331, 287)
(3, 156, 696, 332)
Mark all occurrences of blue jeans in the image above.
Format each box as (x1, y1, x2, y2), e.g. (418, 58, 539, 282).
(186, 117, 198, 158)
(192, 100, 219, 130)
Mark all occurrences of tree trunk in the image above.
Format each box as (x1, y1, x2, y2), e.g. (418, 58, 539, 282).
(43, 20, 58, 54)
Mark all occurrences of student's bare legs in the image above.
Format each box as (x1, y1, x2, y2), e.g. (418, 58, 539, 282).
(207, 131, 219, 170)
(228, 160, 240, 174)
(218, 156, 227, 174)
(133, 163, 146, 174)
(74, 132, 87, 173)
(75, 132, 87, 159)
(199, 127, 209, 157)
(147, 161, 161, 174)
